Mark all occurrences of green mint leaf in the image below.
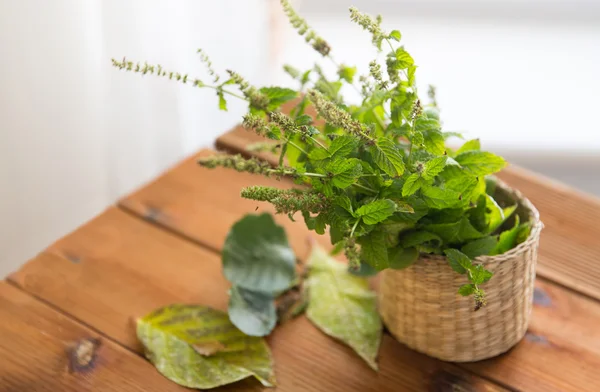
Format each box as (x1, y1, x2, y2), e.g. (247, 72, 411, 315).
(398, 230, 442, 249)
(306, 244, 382, 370)
(415, 116, 441, 133)
(359, 230, 389, 270)
(259, 86, 297, 110)
(456, 138, 481, 155)
(422, 130, 446, 155)
(355, 199, 396, 225)
(469, 195, 488, 232)
(402, 173, 424, 197)
(407, 65, 417, 86)
(228, 286, 276, 336)
(444, 248, 473, 274)
(326, 158, 363, 188)
(455, 151, 507, 176)
(388, 30, 402, 41)
(422, 156, 447, 181)
(470, 264, 493, 285)
(338, 64, 357, 83)
(223, 213, 296, 293)
(443, 131, 464, 140)
(218, 91, 227, 111)
(421, 184, 463, 209)
(485, 194, 506, 233)
(425, 216, 484, 244)
(395, 47, 414, 68)
(329, 135, 359, 159)
(516, 221, 532, 244)
(388, 247, 419, 269)
(370, 137, 406, 177)
(334, 195, 355, 216)
(461, 236, 499, 258)
(458, 284, 475, 296)
(137, 305, 275, 389)
(491, 215, 521, 255)
(309, 148, 331, 161)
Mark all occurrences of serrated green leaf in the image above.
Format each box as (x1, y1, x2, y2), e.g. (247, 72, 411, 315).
(455, 151, 507, 176)
(398, 230, 442, 249)
(356, 199, 396, 225)
(422, 156, 447, 180)
(402, 173, 424, 197)
(137, 305, 275, 389)
(295, 114, 313, 126)
(426, 216, 484, 244)
(456, 139, 481, 155)
(461, 236, 498, 258)
(228, 286, 276, 337)
(260, 86, 297, 110)
(395, 48, 414, 68)
(415, 116, 441, 133)
(458, 284, 475, 296)
(421, 184, 463, 209)
(306, 244, 382, 370)
(470, 264, 493, 284)
(389, 30, 402, 41)
(327, 158, 362, 188)
(444, 248, 473, 274)
(329, 136, 359, 159)
(486, 195, 505, 233)
(359, 230, 389, 270)
(422, 130, 446, 155)
(309, 148, 331, 161)
(388, 247, 419, 269)
(335, 195, 355, 216)
(370, 138, 405, 177)
(223, 214, 296, 293)
(491, 215, 521, 255)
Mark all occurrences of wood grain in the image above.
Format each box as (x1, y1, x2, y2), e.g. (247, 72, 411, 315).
(119, 146, 600, 391)
(0, 281, 190, 392)
(216, 127, 600, 301)
(9, 208, 505, 392)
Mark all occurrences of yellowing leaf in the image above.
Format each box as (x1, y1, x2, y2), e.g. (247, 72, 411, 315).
(306, 245, 382, 370)
(137, 304, 275, 389)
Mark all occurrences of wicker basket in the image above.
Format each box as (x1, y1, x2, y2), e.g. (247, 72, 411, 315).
(378, 180, 543, 362)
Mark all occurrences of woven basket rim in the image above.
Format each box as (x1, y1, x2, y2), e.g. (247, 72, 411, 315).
(417, 178, 543, 265)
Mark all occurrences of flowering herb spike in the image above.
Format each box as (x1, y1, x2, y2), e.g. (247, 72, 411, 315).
(114, 3, 530, 310)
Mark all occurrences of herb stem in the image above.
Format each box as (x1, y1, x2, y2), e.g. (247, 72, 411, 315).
(288, 140, 308, 155)
(299, 172, 327, 178)
(352, 182, 377, 193)
(350, 218, 361, 237)
(204, 85, 248, 101)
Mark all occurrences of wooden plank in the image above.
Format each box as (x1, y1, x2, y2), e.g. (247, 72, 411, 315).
(118, 147, 600, 391)
(0, 281, 189, 392)
(119, 149, 332, 259)
(215, 127, 600, 300)
(9, 208, 506, 392)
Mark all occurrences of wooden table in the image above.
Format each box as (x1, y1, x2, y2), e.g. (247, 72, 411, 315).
(2, 126, 600, 392)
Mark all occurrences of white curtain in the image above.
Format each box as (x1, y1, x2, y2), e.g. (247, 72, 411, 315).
(0, 0, 271, 276)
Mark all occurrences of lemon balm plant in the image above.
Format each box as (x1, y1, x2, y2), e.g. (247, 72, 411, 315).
(114, 1, 542, 362)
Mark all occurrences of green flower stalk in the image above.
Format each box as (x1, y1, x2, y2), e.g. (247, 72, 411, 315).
(369, 60, 388, 90)
(280, 0, 331, 56)
(112, 57, 203, 87)
(226, 70, 269, 110)
(344, 238, 360, 271)
(242, 114, 280, 139)
(197, 48, 220, 83)
(198, 154, 273, 176)
(241, 186, 328, 214)
(349, 7, 387, 50)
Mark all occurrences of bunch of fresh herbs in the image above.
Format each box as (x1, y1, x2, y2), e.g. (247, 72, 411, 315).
(113, 0, 532, 311)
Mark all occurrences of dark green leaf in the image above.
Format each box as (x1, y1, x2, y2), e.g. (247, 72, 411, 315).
(349, 261, 378, 277)
(491, 216, 521, 255)
(458, 284, 475, 296)
(370, 137, 405, 177)
(469, 195, 488, 232)
(444, 248, 473, 274)
(388, 247, 419, 269)
(334, 195, 355, 215)
(398, 230, 442, 249)
(223, 213, 296, 293)
(455, 151, 507, 176)
(356, 199, 396, 225)
(359, 230, 389, 270)
(329, 136, 359, 159)
(228, 286, 276, 336)
(425, 216, 484, 244)
(327, 158, 362, 188)
(137, 305, 275, 389)
(421, 184, 463, 209)
(461, 236, 498, 258)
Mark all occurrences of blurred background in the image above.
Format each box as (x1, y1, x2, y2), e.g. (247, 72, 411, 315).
(0, 0, 598, 276)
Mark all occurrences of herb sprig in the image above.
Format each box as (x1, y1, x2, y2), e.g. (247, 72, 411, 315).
(113, 1, 532, 309)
